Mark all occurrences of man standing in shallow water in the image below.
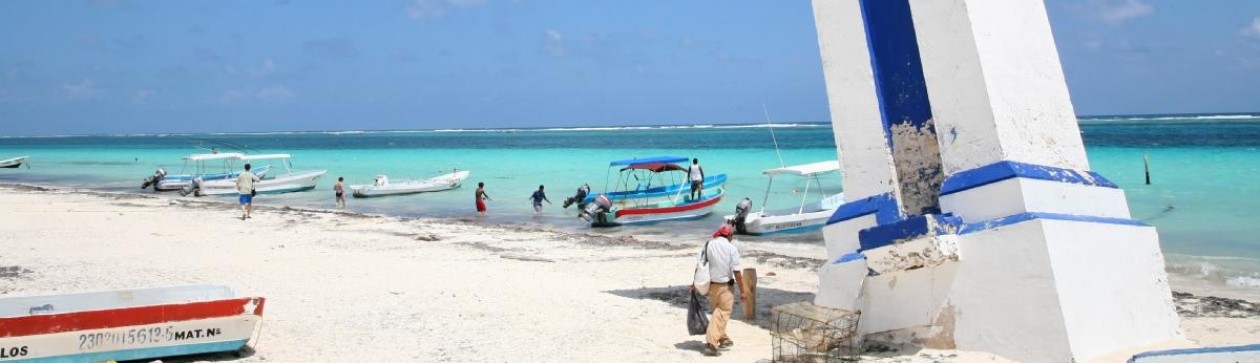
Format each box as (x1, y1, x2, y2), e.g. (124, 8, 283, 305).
(475, 182, 491, 216)
(529, 185, 551, 213)
(236, 163, 260, 220)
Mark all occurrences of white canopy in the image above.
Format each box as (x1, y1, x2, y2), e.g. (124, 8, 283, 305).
(762, 160, 841, 176)
(235, 154, 292, 161)
(184, 152, 245, 161)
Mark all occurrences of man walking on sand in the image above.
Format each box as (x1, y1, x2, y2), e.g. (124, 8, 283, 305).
(236, 163, 260, 220)
(691, 223, 747, 357)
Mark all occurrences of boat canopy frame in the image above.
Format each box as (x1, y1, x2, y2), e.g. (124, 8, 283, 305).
(602, 156, 694, 207)
(758, 160, 842, 215)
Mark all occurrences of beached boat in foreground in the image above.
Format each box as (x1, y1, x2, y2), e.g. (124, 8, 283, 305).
(580, 156, 726, 227)
(724, 160, 845, 235)
(195, 154, 325, 196)
(350, 169, 470, 198)
(141, 153, 270, 192)
(0, 156, 28, 169)
(0, 285, 265, 362)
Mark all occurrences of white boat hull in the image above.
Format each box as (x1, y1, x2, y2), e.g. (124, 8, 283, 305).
(0, 156, 28, 169)
(351, 170, 470, 198)
(724, 194, 845, 235)
(0, 285, 264, 363)
(197, 170, 326, 196)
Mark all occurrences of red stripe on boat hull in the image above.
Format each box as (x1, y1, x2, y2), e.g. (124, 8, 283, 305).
(615, 194, 724, 218)
(0, 297, 265, 338)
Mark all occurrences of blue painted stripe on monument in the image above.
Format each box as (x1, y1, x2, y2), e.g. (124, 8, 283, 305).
(836, 252, 865, 264)
(859, 0, 935, 145)
(826, 192, 899, 225)
(857, 214, 963, 252)
(957, 212, 1149, 235)
(1127, 343, 1260, 362)
(939, 161, 1119, 196)
(7, 339, 249, 363)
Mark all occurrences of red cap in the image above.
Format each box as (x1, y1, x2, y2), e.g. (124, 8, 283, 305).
(712, 224, 734, 239)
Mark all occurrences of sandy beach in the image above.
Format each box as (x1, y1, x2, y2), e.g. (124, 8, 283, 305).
(1, 184, 1257, 362)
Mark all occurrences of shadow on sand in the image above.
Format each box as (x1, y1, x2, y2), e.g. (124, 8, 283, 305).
(604, 284, 816, 331)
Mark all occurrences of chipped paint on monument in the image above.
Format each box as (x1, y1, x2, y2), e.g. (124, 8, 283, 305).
(865, 233, 961, 275)
(888, 118, 943, 216)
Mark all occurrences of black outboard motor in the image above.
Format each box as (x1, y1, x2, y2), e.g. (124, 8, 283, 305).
(562, 183, 592, 209)
(141, 168, 166, 190)
(734, 197, 753, 234)
(578, 194, 613, 224)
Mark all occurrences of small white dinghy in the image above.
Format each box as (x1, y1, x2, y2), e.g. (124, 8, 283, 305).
(351, 169, 470, 198)
(724, 160, 845, 235)
(0, 156, 28, 169)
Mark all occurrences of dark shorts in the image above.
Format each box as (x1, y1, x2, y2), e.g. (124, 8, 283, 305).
(336, 191, 344, 198)
(691, 180, 702, 192)
(239, 194, 253, 205)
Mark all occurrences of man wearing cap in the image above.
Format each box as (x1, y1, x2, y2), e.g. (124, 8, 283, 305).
(692, 223, 748, 357)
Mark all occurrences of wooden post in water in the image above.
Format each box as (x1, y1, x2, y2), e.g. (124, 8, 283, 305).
(742, 268, 757, 320)
(1144, 152, 1151, 185)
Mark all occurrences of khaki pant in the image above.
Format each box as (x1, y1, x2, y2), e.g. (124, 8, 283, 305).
(706, 282, 734, 347)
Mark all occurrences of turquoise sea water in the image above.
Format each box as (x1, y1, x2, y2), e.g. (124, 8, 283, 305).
(1, 115, 1258, 293)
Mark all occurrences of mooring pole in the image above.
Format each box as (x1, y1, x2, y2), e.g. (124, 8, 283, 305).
(1144, 152, 1151, 185)
(742, 268, 757, 320)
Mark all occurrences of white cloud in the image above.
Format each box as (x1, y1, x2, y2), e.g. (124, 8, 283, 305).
(131, 89, 153, 104)
(226, 58, 275, 78)
(407, 0, 487, 19)
(219, 85, 294, 104)
(1093, 0, 1154, 25)
(255, 85, 294, 102)
(544, 29, 565, 57)
(62, 79, 102, 99)
(1241, 17, 1260, 38)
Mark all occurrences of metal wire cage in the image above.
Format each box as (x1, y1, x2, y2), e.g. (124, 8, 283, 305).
(770, 302, 861, 363)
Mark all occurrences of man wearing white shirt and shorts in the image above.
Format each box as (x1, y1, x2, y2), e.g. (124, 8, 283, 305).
(688, 158, 705, 202)
(236, 163, 260, 220)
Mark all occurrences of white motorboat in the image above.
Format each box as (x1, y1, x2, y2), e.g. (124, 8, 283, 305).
(724, 160, 845, 235)
(195, 154, 325, 196)
(350, 169, 470, 198)
(141, 153, 270, 192)
(0, 156, 28, 169)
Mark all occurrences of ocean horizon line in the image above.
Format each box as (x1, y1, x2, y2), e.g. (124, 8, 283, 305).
(2, 112, 1258, 139)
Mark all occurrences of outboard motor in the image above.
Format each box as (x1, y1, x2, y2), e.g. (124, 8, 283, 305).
(562, 183, 592, 209)
(578, 194, 612, 224)
(141, 168, 166, 190)
(180, 177, 202, 197)
(734, 197, 753, 234)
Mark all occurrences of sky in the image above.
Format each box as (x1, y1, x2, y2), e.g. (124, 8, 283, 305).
(0, 0, 1258, 136)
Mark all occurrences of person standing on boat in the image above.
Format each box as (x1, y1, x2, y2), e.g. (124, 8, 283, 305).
(475, 182, 491, 215)
(334, 177, 347, 209)
(691, 223, 747, 357)
(688, 158, 705, 202)
(236, 163, 260, 220)
(529, 185, 552, 213)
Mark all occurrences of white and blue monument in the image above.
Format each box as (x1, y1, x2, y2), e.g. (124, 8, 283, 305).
(810, 0, 1183, 361)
